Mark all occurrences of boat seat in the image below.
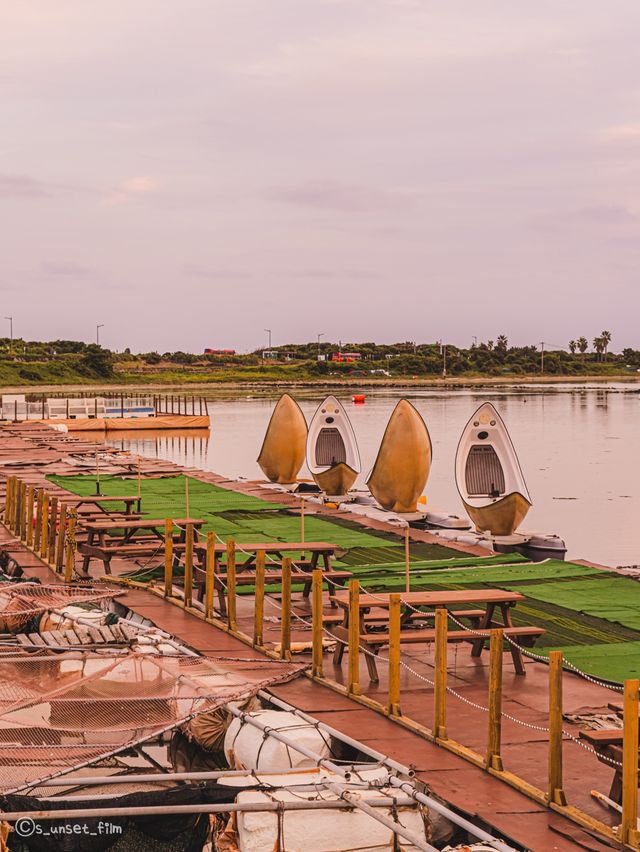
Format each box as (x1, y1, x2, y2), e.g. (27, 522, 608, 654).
(315, 428, 347, 466)
(465, 444, 506, 497)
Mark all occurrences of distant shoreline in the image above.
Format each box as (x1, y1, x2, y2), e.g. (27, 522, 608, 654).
(1, 374, 638, 394)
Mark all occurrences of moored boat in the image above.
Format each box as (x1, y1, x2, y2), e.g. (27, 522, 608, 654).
(306, 395, 361, 496)
(257, 394, 307, 484)
(455, 402, 532, 535)
(366, 399, 432, 513)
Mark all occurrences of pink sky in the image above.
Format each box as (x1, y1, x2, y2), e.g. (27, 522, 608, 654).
(1, 0, 639, 352)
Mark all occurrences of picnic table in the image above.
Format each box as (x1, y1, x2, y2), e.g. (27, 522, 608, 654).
(63, 495, 142, 516)
(78, 517, 205, 575)
(578, 701, 639, 803)
(192, 541, 349, 616)
(329, 589, 542, 680)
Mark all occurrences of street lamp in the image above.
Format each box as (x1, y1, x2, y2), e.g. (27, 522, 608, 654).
(96, 324, 104, 345)
(317, 333, 324, 359)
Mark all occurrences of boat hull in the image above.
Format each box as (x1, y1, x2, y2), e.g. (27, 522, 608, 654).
(257, 394, 307, 484)
(463, 492, 531, 536)
(367, 399, 432, 513)
(312, 463, 358, 497)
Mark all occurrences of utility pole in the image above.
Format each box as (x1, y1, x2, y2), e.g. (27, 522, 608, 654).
(317, 333, 324, 360)
(540, 341, 545, 374)
(440, 340, 447, 379)
(472, 335, 477, 347)
(96, 324, 104, 345)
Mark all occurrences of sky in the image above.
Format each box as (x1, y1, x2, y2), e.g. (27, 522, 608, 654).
(1, 0, 639, 353)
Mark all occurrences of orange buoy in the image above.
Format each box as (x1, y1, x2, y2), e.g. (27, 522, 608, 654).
(352, 394, 366, 404)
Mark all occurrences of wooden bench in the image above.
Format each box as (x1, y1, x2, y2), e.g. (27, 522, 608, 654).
(355, 626, 545, 681)
(195, 567, 353, 617)
(77, 541, 188, 575)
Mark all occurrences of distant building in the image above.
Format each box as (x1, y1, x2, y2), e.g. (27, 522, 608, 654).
(204, 348, 236, 355)
(331, 352, 361, 363)
(263, 350, 293, 361)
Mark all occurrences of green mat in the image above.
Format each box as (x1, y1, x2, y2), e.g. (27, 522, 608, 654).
(508, 576, 640, 632)
(535, 642, 640, 684)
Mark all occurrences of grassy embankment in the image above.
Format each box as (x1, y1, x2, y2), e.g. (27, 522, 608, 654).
(1, 359, 637, 390)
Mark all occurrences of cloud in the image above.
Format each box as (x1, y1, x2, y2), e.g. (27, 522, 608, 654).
(42, 262, 92, 276)
(600, 123, 640, 143)
(263, 179, 415, 212)
(573, 204, 637, 224)
(183, 264, 252, 280)
(0, 173, 51, 199)
(104, 175, 159, 206)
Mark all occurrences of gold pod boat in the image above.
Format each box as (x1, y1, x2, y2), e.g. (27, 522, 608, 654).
(455, 402, 532, 535)
(367, 399, 432, 513)
(257, 394, 307, 484)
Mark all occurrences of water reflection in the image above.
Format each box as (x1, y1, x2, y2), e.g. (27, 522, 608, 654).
(104, 384, 639, 568)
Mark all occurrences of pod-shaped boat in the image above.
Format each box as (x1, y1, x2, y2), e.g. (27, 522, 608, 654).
(455, 402, 532, 535)
(257, 394, 307, 484)
(367, 399, 432, 513)
(306, 395, 361, 496)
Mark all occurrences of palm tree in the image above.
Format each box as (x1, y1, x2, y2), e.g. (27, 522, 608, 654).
(487, 340, 494, 351)
(496, 335, 508, 352)
(568, 340, 577, 354)
(600, 330, 612, 361)
(577, 337, 588, 359)
(593, 337, 605, 362)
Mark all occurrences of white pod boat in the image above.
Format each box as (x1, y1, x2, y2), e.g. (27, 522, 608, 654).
(455, 402, 532, 536)
(306, 396, 361, 496)
(366, 399, 432, 513)
(257, 394, 307, 484)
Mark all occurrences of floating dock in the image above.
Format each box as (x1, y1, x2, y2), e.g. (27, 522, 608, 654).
(0, 421, 637, 850)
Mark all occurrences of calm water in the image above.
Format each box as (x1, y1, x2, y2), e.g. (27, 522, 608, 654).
(107, 384, 640, 567)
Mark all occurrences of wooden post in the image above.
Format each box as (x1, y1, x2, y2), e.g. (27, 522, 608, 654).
(56, 503, 67, 572)
(19, 481, 28, 541)
(404, 525, 410, 594)
(387, 593, 401, 716)
(95, 451, 101, 495)
(26, 485, 35, 548)
(47, 496, 58, 564)
(300, 497, 305, 544)
(548, 650, 567, 806)
(33, 488, 44, 552)
(64, 510, 77, 582)
(311, 568, 324, 679)
(3, 476, 13, 526)
(253, 550, 265, 647)
(433, 607, 448, 739)
(348, 579, 361, 696)
(15, 480, 24, 539)
(185, 476, 190, 518)
(226, 538, 237, 631)
(39, 493, 49, 559)
(486, 628, 504, 771)
(620, 678, 639, 846)
(183, 523, 194, 608)
(164, 518, 174, 597)
(280, 557, 292, 660)
(205, 531, 215, 619)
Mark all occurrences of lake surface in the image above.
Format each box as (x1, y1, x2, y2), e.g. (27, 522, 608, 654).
(107, 383, 640, 567)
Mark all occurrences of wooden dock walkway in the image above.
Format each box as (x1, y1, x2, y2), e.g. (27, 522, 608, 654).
(0, 422, 628, 850)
